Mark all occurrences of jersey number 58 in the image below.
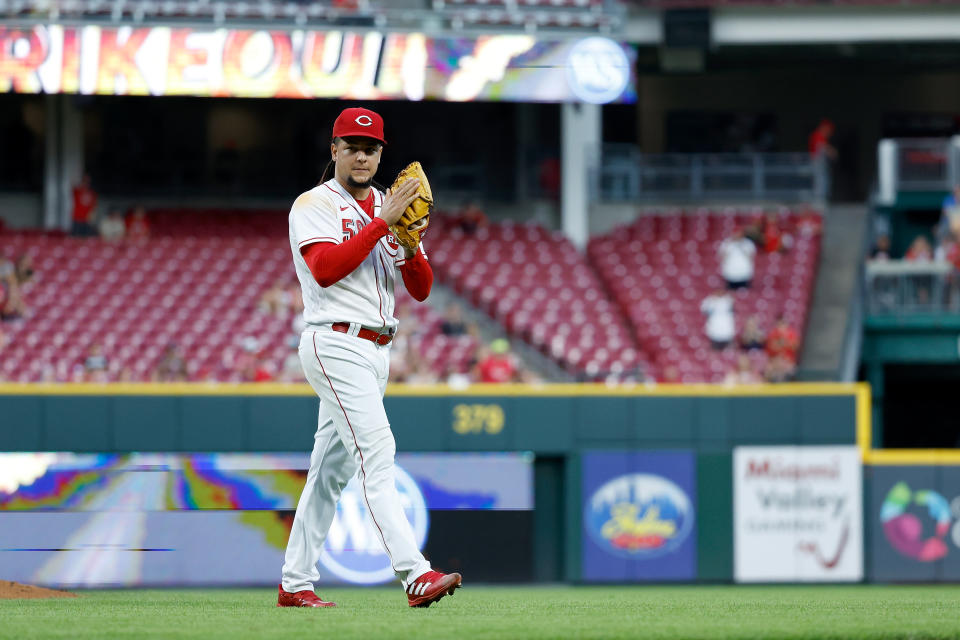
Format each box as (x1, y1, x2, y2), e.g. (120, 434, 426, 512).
(342, 219, 365, 241)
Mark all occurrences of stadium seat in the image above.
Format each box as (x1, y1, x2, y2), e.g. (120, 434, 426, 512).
(428, 219, 648, 381)
(0, 210, 477, 382)
(587, 209, 820, 382)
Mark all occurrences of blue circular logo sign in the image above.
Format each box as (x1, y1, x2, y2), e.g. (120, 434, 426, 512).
(585, 473, 693, 558)
(566, 37, 631, 105)
(319, 465, 428, 584)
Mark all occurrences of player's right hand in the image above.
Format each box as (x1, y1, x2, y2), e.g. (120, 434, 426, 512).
(379, 178, 420, 226)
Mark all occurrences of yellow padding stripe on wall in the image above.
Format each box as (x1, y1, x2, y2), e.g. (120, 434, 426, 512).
(0, 381, 868, 397)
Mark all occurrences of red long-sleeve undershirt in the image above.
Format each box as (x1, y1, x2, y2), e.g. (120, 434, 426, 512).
(301, 217, 432, 301)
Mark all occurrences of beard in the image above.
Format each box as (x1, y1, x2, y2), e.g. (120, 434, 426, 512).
(346, 173, 373, 188)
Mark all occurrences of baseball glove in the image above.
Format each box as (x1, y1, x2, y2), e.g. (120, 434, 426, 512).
(389, 161, 433, 251)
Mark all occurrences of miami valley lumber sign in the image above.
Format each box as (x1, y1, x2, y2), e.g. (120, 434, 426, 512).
(734, 446, 863, 582)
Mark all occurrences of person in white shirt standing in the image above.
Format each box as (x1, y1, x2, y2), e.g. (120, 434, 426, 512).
(278, 107, 462, 609)
(718, 228, 756, 289)
(701, 289, 736, 350)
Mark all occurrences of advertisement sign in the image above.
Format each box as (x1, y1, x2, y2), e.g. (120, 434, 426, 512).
(581, 451, 697, 582)
(869, 466, 960, 581)
(0, 452, 532, 587)
(734, 446, 863, 582)
(0, 26, 636, 103)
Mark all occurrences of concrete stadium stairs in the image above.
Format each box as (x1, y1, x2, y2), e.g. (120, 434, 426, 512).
(797, 203, 869, 380)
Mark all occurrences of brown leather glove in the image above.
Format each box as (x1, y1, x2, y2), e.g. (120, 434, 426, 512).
(389, 161, 433, 251)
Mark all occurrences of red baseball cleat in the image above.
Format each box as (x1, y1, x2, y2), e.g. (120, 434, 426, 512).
(277, 584, 336, 608)
(405, 570, 462, 608)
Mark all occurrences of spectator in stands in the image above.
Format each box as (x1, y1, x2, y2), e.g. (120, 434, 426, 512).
(905, 235, 933, 262)
(396, 305, 427, 342)
(389, 338, 414, 383)
(904, 235, 936, 306)
(408, 360, 440, 385)
(809, 119, 837, 200)
(245, 355, 274, 382)
(39, 363, 58, 383)
(766, 316, 800, 365)
(739, 315, 766, 351)
(701, 289, 736, 350)
(440, 302, 470, 337)
(718, 228, 756, 289)
(290, 283, 304, 315)
(764, 354, 796, 383)
(71, 174, 98, 237)
(83, 344, 108, 382)
(266, 280, 300, 317)
(99, 208, 126, 242)
(906, 234, 934, 272)
(0, 255, 26, 321)
(939, 185, 960, 242)
(14, 254, 33, 286)
(259, 280, 289, 316)
(476, 338, 518, 383)
(279, 337, 305, 383)
(744, 214, 786, 254)
(939, 229, 960, 268)
(442, 362, 472, 389)
(289, 312, 307, 349)
(153, 343, 188, 382)
(724, 354, 762, 385)
(760, 213, 790, 254)
(808, 119, 837, 161)
(455, 201, 489, 235)
(744, 218, 762, 247)
(231, 335, 271, 382)
(869, 233, 892, 262)
(868, 232, 898, 310)
(661, 365, 681, 384)
(0, 257, 11, 300)
(939, 235, 960, 310)
(126, 206, 150, 241)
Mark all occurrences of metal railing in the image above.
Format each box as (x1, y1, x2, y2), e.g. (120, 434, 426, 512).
(876, 136, 960, 205)
(591, 145, 827, 203)
(865, 260, 957, 315)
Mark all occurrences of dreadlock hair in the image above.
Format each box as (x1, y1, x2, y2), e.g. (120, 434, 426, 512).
(317, 136, 341, 185)
(318, 159, 335, 186)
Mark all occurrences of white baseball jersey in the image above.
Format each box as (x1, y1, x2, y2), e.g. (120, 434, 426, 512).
(289, 178, 425, 331)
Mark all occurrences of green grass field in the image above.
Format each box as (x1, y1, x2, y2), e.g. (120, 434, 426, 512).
(3, 585, 960, 639)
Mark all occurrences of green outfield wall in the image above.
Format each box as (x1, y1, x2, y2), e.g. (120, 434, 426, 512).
(0, 382, 868, 584)
(0, 383, 861, 453)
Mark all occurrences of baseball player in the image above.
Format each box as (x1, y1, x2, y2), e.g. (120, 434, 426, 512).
(277, 107, 462, 609)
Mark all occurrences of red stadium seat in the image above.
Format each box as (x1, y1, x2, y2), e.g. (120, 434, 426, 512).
(587, 210, 820, 382)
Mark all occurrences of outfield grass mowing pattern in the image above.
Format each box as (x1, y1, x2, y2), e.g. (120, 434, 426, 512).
(2, 585, 960, 639)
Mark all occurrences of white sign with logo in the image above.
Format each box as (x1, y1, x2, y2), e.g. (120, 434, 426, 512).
(319, 465, 428, 584)
(565, 37, 630, 105)
(734, 446, 863, 582)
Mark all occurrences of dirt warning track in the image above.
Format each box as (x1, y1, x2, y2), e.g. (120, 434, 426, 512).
(0, 581, 77, 599)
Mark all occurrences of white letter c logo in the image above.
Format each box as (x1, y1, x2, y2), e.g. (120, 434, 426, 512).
(355, 115, 373, 126)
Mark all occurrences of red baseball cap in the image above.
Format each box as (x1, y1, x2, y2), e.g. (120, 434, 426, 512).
(332, 107, 387, 145)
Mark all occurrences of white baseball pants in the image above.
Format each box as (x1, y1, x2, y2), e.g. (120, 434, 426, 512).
(281, 328, 431, 593)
